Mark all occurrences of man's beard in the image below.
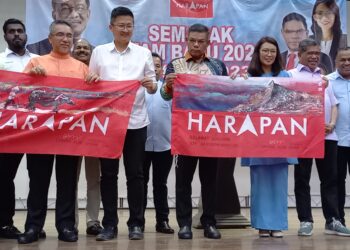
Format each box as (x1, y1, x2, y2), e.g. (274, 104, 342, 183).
(11, 40, 26, 52)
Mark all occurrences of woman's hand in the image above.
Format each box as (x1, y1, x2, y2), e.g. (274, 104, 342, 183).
(230, 72, 248, 80)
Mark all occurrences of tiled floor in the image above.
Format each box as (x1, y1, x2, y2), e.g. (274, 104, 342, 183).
(1, 208, 349, 250)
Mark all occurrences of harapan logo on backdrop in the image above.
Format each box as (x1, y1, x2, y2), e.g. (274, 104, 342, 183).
(170, 0, 213, 18)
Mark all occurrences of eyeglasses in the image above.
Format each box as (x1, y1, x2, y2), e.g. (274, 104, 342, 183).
(56, 4, 88, 18)
(314, 10, 334, 19)
(283, 29, 306, 35)
(52, 32, 73, 39)
(260, 49, 277, 55)
(111, 24, 134, 31)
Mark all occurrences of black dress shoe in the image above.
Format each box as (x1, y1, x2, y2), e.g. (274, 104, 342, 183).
(96, 226, 117, 241)
(0, 225, 21, 239)
(39, 229, 46, 239)
(86, 224, 103, 236)
(178, 226, 192, 239)
(204, 225, 221, 239)
(156, 221, 175, 234)
(58, 227, 78, 242)
(128, 226, 143, 240)
(18, 228, 40, 244)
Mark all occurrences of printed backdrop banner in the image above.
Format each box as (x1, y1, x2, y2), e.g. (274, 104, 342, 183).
(0, 70, 139, 158)
(25, 0, 347, 75)
(172, 74, 325, 158)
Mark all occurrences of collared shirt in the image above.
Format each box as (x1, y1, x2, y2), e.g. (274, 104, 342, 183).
(161, 52, 228, 100)
(23, 51, 88, 79)
(0, 48, 38, 72)
(289, 64, 338, 141)
(145, 80, 171, 152)
(168, 51, 227, 76)
(177, 52, 212, 75)
(89, 41, 156, 129)
(328, 70, 350, 146)
(288, 63, 322, 79)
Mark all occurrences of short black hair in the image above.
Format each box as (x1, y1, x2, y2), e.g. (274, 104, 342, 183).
(3, 18, 26, 34)
(49, 20, 73, 35)
(282, 12, 307, 30)
(152, 52, 163, 65)
(188, 23, 209, 34)
(110, 6, 134, 24)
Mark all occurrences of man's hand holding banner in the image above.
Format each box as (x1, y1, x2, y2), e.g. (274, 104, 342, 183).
(0, 70, 139, 158)
(171, 74, 325, 158)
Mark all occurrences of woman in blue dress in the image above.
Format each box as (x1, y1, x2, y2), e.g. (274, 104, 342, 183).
(241, 36, 297, 238)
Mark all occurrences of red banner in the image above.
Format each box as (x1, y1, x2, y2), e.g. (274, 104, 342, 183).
(0, 70, 139, 158)
(172, 74, 325, 158)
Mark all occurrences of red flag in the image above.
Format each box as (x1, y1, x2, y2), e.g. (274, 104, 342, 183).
(171, 74, 325, 158)
(0, 70, 139, 158)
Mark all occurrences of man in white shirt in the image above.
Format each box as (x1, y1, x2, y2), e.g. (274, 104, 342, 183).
(89, 6, 157, 241)
(0, 18, 38, 240)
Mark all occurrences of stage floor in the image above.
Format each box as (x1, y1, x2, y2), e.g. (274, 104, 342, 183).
(1, 208, 350, 250)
